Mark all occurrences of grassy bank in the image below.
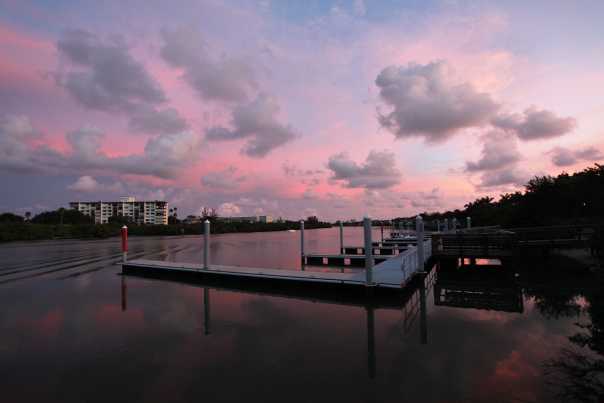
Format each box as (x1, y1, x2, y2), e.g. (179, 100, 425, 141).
(0, 221, 332, 243)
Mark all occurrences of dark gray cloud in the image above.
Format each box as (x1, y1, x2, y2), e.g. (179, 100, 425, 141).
(0, 115, 201, 179)
(327, 150, 401, 189)
(375, 61, 499, 142)
(549, 146, 603, 167)
(282, 161, 323, 177)
(205, 94, 297, 157)
(160, 27, 257, 103)
(478, 169, 528, 188)
(492, 107, 576, 140)
(465, 131, 521, 172)
(128, 106, 188, 134)
(55, 29, 187, 134)
(201, 166, 247, 190)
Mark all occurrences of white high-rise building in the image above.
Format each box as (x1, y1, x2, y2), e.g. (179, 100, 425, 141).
(69, 197, 169, 225)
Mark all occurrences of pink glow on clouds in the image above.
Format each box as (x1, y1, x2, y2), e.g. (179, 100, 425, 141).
(0, 2, 603, 219)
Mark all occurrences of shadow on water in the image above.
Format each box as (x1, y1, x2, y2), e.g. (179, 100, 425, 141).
(121, 267, 434, 381)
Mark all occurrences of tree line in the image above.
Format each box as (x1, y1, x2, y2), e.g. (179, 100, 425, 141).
(0, 208, 331, 242)
(396, 164, 604, 228)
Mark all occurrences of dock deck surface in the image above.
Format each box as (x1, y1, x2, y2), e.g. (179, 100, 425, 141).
(124, 252, 419, 289)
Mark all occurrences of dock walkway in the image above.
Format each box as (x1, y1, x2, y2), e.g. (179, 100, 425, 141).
(123, 241, 431, 290)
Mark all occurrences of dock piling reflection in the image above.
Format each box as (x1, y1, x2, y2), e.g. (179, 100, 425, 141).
(366, 306, 376, 379)
(204, 287, 211, 335)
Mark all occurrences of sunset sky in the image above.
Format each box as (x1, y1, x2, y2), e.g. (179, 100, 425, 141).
(1, 0, 603, 220)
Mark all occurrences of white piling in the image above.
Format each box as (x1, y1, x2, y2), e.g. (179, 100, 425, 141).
(452, 218, 458, 231)
(204, 220, 210, 269)
(416, 215, 425, 271)
(466, 216, 472, 229)
(436, 219, 440, 232)
(444, 218, 449, 232)
(339, 221, 344, 253)
(363, 216, 374, 286)
(300, 220, 305, 261)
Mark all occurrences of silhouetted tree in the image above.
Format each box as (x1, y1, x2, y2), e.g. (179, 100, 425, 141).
(31, 209, 92, 225)
(0, 213, 24, 223)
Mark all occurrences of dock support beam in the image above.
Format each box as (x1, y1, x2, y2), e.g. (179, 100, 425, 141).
(339, 221, 344, 254)
(419, 273, 427, 345)
(435, 219, 440, 233)
(466, 216, 471, 229)
(364, 216, 374, 286)
(416, 215, 424, 270)
(204, 220, 210, 269)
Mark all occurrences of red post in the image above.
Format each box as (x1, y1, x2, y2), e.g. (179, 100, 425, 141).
(121, 225, 128, 263)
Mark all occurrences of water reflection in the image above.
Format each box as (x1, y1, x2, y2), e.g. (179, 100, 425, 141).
(204, 287, 211, 336)
(544, 280, 604, 402)
(2, 231, 604, 402)
(120, 266, 431, 382)
(434, 265, 524, 313)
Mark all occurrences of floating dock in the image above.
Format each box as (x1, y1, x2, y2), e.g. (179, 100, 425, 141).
(303, 253, 390, 266)
(123, 242, 431, 291)
(121, 216, 433, 295)
(341, 246, 407, 255)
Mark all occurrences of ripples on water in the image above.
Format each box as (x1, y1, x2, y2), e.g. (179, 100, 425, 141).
(0, 227, 602, 402)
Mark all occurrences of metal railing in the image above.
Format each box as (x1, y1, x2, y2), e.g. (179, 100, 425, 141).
(400, 239, 432, 276)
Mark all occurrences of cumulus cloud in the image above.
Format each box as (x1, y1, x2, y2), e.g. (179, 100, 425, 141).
(327, 150, 402, 189)
(0, 115, 202, 179)
(492, 107, 576, 140)
(67, 175, 124, 193)
(549, 146, 603, 167)
(465, 130, 521, 172)
(206, 94, 298, 157)
(55, 29, 187, 134)
(160, 27, 257, 103)
(0, 115, 65, 173)
(464, 129, 529, 189)
(68, 175, 100, 192)
(375, 61, 499, 142)
(201, 166, 246, 190)
(217, 202, 241, 216)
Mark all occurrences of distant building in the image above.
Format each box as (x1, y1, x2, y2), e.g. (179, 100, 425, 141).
(183, 215, 201, 225)
(217, 215, 273, 223)
(69, 197, 168, 225)
(258, 215, 273, 223)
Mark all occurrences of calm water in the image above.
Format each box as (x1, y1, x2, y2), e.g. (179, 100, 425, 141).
(1, 227, 602, 403)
